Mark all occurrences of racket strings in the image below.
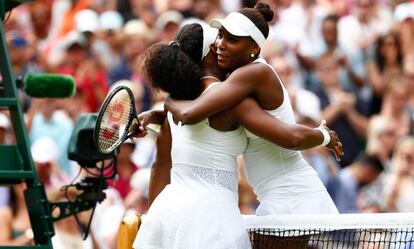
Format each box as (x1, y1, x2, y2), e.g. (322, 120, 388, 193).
(98, 90, 133, 152)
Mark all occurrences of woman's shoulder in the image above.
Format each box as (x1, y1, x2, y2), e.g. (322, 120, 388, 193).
(229, 61, 274, 82)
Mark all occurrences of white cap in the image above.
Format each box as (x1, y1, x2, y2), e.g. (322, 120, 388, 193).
(394, 2, 414, 22)
(123, 19, 154, 40)
(200, 23, 218, 60)
(31, 137, 59, 164)
(0, 113, 10, 129)
(75, 9, 99, 33)
(210, 12, 266, 51)
(155, 10, 183, 31)
(99, 11, 124, 31)
(64, 30, 87, 49)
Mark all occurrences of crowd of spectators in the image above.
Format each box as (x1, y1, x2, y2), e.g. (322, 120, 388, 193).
(1, 0, 414, 247)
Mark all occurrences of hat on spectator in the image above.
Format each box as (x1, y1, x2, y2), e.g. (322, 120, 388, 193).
(123, 19, 155, 40)
(75, 9, 99, 33)
(0, 113, 10, 129)
(394, 2, 414, 22)
(31, 137, 59, 164)
(155, 10, 183, 32)
(99, 11, 124, 31)
(64, 31, 87, 50)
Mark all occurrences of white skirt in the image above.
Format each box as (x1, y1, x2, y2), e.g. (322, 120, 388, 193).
(256, 190, 339, 216)
(133, 166, 252, 249)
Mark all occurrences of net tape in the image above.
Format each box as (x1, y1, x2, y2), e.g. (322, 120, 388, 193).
(244, 213, 414, 249)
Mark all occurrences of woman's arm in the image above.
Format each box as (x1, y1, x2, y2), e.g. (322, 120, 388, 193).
(233, 97, 343, 160)
(148, 118, 172, 206)
(138, 110, 167, 127)
(164, 63, 269, 124)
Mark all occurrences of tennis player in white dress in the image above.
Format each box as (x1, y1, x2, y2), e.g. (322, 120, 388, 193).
(244, 58, 338, 215)
(133, 23, 252, 249)
(133, 112, 251, 249)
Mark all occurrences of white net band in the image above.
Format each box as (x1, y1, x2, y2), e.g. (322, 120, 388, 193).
(244, 213, 414, 230)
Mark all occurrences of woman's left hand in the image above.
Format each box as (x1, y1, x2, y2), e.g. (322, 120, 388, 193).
(319, 120, 344, 161)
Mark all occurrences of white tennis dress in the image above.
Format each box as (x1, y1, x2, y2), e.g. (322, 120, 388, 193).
(133, 112, 252, 249)
(244, 58, 338, 215)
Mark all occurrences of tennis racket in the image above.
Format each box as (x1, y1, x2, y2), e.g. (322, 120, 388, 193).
(94, 85, 140, 154)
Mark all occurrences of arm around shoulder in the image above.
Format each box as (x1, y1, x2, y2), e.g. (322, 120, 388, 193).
(233, 97, 324, 150)
(165, 64, 266, 124)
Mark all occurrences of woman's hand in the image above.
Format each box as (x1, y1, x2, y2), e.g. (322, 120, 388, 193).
(138, 110, 166, 127)
(319, 120, 344, 161)
(131, 110, 167, 138)
(131, 122, 147, 138)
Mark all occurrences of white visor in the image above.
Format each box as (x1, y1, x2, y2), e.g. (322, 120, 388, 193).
(200, 23, 218, 60)
(210, 12, 266, 52)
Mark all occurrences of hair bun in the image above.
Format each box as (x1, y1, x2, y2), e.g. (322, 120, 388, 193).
(254, 2, 273, 22)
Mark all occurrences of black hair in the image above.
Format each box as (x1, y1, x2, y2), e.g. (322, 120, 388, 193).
(374, 32, 403, 73)
(175, 23, 204, 63)
(356, 152, 384, 173)
(323, 14, 339, 24)
(142, 24, 204, 100)
(241, 0, 258, 8)
(239, 2, 274, 39)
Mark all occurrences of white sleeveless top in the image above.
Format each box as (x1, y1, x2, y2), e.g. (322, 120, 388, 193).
(243, 58, 326, 201)
(167, 109, 247, 193)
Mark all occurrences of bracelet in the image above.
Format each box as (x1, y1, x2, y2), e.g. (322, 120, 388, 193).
(317, 127, 331, 146)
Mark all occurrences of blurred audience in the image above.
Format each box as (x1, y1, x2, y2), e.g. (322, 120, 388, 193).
(379, 78, 410, 138)
(108, 141, 139, 200)
(366, 32, 404, 114)
(327, 153, 384, 213)
(2, 1, 414, 248)
(0, 183, 34, 246)
(312, 53, 369, 167)
(384, 136, 414, 212)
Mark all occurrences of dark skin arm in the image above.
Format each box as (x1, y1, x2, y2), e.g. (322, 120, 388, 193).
(138, 110, 167, 126)
(148, 118, 172, 206)
(164, 63, 274, 124)
(233, 97, 343, 160)
(140, 102, 343, 159)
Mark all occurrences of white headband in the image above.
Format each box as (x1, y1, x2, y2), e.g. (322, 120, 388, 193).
(201, 23, 218, 60)
(210, 12, 266, 52)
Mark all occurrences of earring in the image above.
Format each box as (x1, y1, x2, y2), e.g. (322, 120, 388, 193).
(250, 53, 255, 58)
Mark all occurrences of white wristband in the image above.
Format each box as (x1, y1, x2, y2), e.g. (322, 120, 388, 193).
(317, 127, 331, 146)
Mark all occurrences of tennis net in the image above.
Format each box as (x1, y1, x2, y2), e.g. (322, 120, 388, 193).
(244, 213, 414, 249)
